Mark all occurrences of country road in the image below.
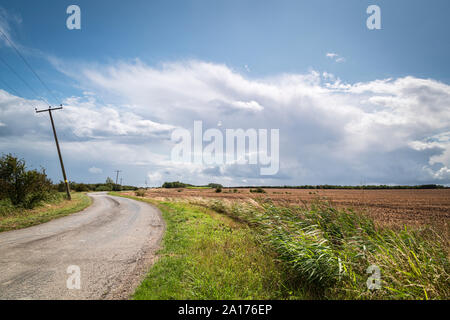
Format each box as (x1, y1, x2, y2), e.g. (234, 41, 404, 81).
(0, 192, 165, 300)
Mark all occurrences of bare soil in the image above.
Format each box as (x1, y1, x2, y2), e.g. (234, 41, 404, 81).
(127, 188, 450, 231)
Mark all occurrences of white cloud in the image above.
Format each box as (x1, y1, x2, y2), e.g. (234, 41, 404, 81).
(88, 167, 102, 174)
(326, 52, 345, 63)
(2, 60, 450, 186)
(59, 101, 175, 138)
(147, 171, 163, 186)
(229, 100, 263, 112)
(424, 166, 450, 180)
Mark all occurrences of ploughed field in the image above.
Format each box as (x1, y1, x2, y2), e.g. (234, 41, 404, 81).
(129, 188, 450, 230)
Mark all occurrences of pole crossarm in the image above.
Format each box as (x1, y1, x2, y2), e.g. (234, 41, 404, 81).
(35, 106, 63, 113)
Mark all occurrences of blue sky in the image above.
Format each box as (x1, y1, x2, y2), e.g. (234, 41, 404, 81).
(0, 0, 449, 186)
(3, 0, 450, 100)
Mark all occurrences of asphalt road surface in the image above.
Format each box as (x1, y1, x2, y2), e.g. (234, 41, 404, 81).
(0, 192, 165, 300)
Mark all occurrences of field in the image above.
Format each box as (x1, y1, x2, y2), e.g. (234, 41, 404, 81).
(125, 188, 450, 229)
(120, 187, 449, 299)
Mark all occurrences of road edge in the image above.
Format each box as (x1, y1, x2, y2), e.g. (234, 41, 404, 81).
(0, 192, 93, 233)
(105, 192, 166, 300)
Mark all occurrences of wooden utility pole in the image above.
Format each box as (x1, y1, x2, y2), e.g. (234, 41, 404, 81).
(36, 105, 71, 200)
(114, 170, 122, 185)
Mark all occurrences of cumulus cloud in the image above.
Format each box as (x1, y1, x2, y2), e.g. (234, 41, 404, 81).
(1, 60, 450, 186)
(88, 167, 102, 174)
(60, 96, 175, 138)
(326, 52, 345, 63)
(147, 171, 163, 186)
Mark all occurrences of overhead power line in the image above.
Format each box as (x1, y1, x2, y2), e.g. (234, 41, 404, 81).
(0, 75, 23, 97)
(0, 31, 70, 198)
(0, 29, 61, 105)
(0, 55, 49, 105)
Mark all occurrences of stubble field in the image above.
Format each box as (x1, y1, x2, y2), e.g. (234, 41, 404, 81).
(127, 188, 450, 230)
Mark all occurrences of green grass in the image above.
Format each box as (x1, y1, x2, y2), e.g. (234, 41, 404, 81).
(110, 192, 306, 300)
(111, 192, 449, 300)
(201, 198, 450, 300)
(0, 192, 92, 232)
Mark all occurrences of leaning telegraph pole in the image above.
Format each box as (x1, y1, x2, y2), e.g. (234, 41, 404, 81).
(114, 170, 122, 185)
(36, 105, 71, 200)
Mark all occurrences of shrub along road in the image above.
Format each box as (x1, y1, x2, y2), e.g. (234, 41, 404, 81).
(0, 192, 164, 299)
(0, 192, 92, 232)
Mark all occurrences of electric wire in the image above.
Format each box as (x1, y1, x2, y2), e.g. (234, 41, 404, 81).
(0, 74, 23, 97)
(0, 54, 50, 106)
(0, 29, 61, 106)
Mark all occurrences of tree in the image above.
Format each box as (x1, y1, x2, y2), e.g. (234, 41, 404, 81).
(162, 181, 188, 188)
(208, 183, 223, 189)
(105, 177, 114, 191)
(0, 154, 27, 204)
(0, 154, 53, 207)
(106, 177, 114, 184)
(57, 181, 66, 192)
(74, 183, 90, 192)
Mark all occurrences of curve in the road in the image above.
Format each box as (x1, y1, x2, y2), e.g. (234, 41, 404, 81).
(0, 192, 165, 300)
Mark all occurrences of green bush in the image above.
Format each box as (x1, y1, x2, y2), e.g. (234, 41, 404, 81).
(74, 183, 90, 192)
(250, 187, 266, 193)
(56, 181, 66, 192)
(95, 185, 111, 191)
(208, 183, 223, 189)
(112, 184, 122, 191)
(135, 189, 146, 197)
(0, 198, 16, 216)
(0, 154, 54, 209)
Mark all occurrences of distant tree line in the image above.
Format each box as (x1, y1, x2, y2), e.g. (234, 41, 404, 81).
(230, 184, 447, 190)
(162, 181, 224, 189)
(161, 181, 447, 190)
(207, 183, 223, 189)
(57, 178, 138, 193)
(162, 181, 192, 188)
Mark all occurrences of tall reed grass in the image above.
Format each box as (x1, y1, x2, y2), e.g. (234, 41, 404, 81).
(199, 198, 449, 299)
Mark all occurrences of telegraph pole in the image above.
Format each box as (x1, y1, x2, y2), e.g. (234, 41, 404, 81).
(114, 170, 122, 185)
(36, 105, 71, 200)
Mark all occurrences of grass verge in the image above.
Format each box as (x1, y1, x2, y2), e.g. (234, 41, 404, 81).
(112, 193, 449, 300)
(0, 192, 92, 232)
(110, 192, 306, 300)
